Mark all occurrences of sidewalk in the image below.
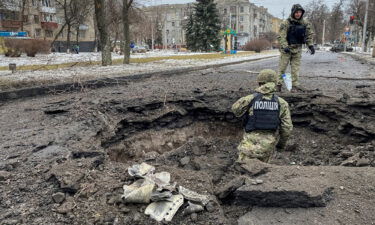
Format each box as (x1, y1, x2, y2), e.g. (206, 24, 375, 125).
(343, 50, 375, 66)
(0, 51, 278, 90)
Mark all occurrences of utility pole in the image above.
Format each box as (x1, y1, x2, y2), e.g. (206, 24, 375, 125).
(151, 0, 155, 51)
(362, 0, 369, 52)
(282, 8, 285, 20)
(322, 19, 325, 45)
(151, 18, 154, 50)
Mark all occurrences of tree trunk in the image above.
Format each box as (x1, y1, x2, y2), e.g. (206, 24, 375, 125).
(67, 24, 71, 53)
(95, 0, 112, 66)
(20, 0, 26, 31)
(372, 38, 375, 58)
(76, 27, 79, 45)
(51, 22, 67, 47)
(123, 0, 131, 64)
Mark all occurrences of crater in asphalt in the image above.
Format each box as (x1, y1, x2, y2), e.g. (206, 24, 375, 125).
(100, 92, 375, 168)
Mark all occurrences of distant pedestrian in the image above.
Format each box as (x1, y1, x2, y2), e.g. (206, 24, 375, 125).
(277, 4, 315, 92)
(73, 44, 80, 54)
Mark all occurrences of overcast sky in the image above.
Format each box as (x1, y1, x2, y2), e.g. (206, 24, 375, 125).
(139, 0, 339, 19)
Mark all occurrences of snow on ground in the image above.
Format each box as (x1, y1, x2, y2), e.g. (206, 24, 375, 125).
(0, 51, 279, 84)
(0, 50, 211, 67)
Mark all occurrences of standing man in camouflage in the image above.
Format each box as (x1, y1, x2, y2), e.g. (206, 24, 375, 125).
(278, 4, 315, 92)
(232, 69, 293, 163)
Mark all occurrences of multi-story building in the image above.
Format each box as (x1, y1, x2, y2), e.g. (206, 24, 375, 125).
(143, 3, 194, 48)
(0, 0, 96, 52)
(0, 0, 59, 39)
(143, 0, 278, 48)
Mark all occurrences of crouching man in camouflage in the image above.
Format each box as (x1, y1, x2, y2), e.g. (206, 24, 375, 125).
(232, 69, 293, 163)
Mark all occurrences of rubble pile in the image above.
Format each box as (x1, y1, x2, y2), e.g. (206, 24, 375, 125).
(121, 162, 211, 223)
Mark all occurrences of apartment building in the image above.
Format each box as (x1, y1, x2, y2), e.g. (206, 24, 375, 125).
(143, 3, 194, 48)
(143, 0, 279, 47)
(0, 0, 96, 52)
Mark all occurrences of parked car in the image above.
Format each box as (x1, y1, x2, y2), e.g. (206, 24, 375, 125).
(132, 46, 147, 53)
(330, 44, 353, 52)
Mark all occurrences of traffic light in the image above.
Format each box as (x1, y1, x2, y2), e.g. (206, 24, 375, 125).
(349, 16, 355, 24)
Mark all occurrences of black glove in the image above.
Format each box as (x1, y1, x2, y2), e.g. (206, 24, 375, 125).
(283, 47, 291, 53)
(308, 45, 315, 55)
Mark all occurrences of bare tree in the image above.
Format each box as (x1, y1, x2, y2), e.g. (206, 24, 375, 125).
(347, 0, 375, 47)
(327, 0, 345, 43)
(122, 0, 134, 64)
(94, 0, 112, 65)
(304, 0, 330, 44)
(108, 0, 123, 52)
(53, 0, 92, 51)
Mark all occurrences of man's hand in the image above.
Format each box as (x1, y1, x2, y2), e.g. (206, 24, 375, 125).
(308, 45, 315, 55)
(283, 47, 291, 53)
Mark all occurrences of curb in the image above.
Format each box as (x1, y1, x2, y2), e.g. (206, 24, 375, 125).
(0, 54, 278, 103)
(342, 52, 375, 66)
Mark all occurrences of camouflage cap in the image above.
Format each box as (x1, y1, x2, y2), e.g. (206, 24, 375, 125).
(257, 69, 277, 84)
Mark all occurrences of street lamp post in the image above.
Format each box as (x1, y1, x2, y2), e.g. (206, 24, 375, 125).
(362, 0, 369, 52)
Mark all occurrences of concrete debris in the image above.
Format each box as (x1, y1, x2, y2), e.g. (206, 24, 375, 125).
(215, 176, 246, 199)
(178, 186, 210, 206)
(183, 201, 204, 215)
(52, 192, 66, 204)
(145, 194, 184, 222)
(146, 171, 172, 191)
(128, 162, 155, 178)
(150, 191, 173, 202)
(122, 163, 210, 222)
(122, 179, 155, 204)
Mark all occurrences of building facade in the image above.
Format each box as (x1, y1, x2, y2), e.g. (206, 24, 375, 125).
(0, 0, 96, 52)
(143, 0, 279, 48)
(143, 3, 194, 48)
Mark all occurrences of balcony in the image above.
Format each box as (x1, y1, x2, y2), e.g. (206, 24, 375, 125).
(41, 21, 58, 30)
(40, 6, 56, 13)
(0, 20, 22, 29)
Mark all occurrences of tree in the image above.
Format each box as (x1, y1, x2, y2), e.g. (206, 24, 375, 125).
(53, 0, 92, 51)
(122, 0, 134, 64)
(346, 0, 375, 47)
(260, 31, 278, 43)
(304, 0, 330, 44)
(185, 0, 221, 52)
(327, 0, 345, 43)
(94, 0, 112, 65)
(185, 14, 197, 51)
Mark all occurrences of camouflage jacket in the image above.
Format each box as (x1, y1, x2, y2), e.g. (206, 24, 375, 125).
(232, 82, 293, 146)
(277, 16, 314, 53)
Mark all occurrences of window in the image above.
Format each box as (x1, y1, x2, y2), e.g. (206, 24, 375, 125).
(23, 15, 28, 23)
(42, 0, 52, 7)
(240, 25, 244, 32)
(240, 16, 244, 22)
(230, 6, 236, 14)
(35, 28, 41, 37)
(223, 8, 227, 14)
(78, 30, 86, 38)
(59, 30, 64, 38)
(172, 22, 175, 26)
(240, 6, 244, 13)
(45, 30, 53, 38)
(34, 15, 39, 23)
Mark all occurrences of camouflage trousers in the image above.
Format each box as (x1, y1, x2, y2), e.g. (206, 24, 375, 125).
(237, 131, 278, 163)
(278, 50, 302, 86)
